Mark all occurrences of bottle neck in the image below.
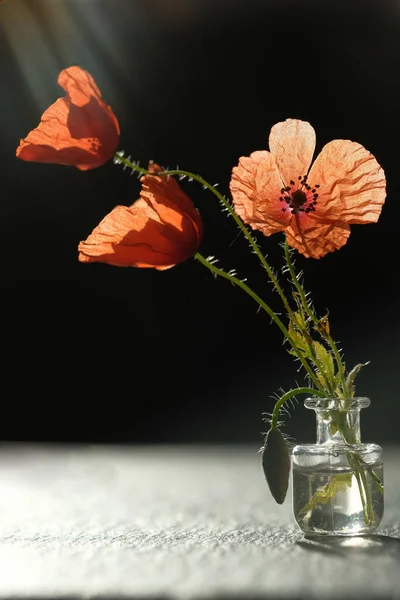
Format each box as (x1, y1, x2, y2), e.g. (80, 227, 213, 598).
(304, 397, 370, 446)
(314, 408, 361, 445)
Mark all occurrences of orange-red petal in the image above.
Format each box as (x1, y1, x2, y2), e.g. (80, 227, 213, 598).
(269, 119, 316, 187)
(58, 67, 103, 108)
(78, 165, 202, 269)
(230, 150, 290, 237)
(140, 162, 203, 241)
(285, 213, 351, 259)
(307, 139, 386, 225)
(16, 66, 120, 170)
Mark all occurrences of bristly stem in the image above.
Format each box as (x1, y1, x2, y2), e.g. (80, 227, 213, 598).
(113, 152, 325, 392)
(194, 253, 325, 392)
(114, 153, 293, 315)
(284, 237, 348, 397)
(270, 387, 326, 430)
(369, 468, 384, 494)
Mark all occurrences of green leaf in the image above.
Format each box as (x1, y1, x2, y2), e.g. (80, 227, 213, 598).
(262, 428, 291, 504)
(313, 341, 335, 384)
(299, 473, 353, 514)
(291, 310, 308, 333)
(288, 312, 311, 358)
(346, 362, 370, 394)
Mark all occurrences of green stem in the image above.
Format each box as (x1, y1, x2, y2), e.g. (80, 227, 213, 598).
(369, 468, 384, 494)
(351, 462, 370, 524)
(115, 154, 292, 317)
(348, 452, 375, 525)
(335, 416, 375, 525)
(114, 153, 325, 393)
(270, 387, 326, 430)
(284, 238, 348, 397)
(292, 311, 335, 396)
(282, 240, 334, 395)
(359, 461, 375, 523)
(194, 253, 325, 392)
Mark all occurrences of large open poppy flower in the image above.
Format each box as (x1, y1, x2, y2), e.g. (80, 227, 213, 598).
(78, 163, 203, 269)
(16, 66, 120, 170)
(230, 119, 386, 258)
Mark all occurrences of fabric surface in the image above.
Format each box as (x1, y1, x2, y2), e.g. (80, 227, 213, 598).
(0, 444, 399, 599)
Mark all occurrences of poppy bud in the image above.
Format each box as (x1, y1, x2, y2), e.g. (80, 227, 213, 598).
(262, 427, 291, 504)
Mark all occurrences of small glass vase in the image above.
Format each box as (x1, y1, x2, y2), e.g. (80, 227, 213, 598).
(292, 397, 384, 537)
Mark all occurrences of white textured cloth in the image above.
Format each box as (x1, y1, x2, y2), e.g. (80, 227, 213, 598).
(0, 444, 398, 599)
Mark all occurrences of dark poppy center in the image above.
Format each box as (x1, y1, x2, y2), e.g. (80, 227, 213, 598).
(290, 189, 307, 209)
(279, 175, 320, 214)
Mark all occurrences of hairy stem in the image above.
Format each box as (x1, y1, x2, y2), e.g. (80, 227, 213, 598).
(335, 416, 376, 525)
(114, 154, 293, 315)
(284, 238, 348, 397)
(114, 153, 324, 392)
(194, 253, 324, 392)
(270, 387, 327, 430)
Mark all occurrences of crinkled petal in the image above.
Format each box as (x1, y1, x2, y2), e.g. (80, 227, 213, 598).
(78, 165, 203, 270)
(230, 150, 290, 237)
(78, 201, 199, 269)
(308, 140, 386, 224)
(140, 162, 203, 241)
(286, 212, 351, 259)
(59, 66, 120, 147)
(58, 66, 103, 107)
(16, 99, 106, 170)
(269, 119, 316, 186)
(16, 66, 120, 170)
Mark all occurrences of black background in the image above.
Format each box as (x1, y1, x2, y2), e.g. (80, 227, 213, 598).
(0, 0, 399, 445)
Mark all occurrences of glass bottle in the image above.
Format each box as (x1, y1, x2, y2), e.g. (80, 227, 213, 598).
(292, 397, 384, 536)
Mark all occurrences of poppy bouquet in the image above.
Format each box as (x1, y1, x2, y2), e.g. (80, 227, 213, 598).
(16, 67, 386, 520)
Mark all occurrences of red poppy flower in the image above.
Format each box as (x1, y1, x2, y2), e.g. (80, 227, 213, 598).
(16, 66, 120, 171)
(230, 119, 386, 258)
(78, 163, 203, 269)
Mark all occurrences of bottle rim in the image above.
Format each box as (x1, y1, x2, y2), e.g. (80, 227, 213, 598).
(304, 396, 370, 410)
